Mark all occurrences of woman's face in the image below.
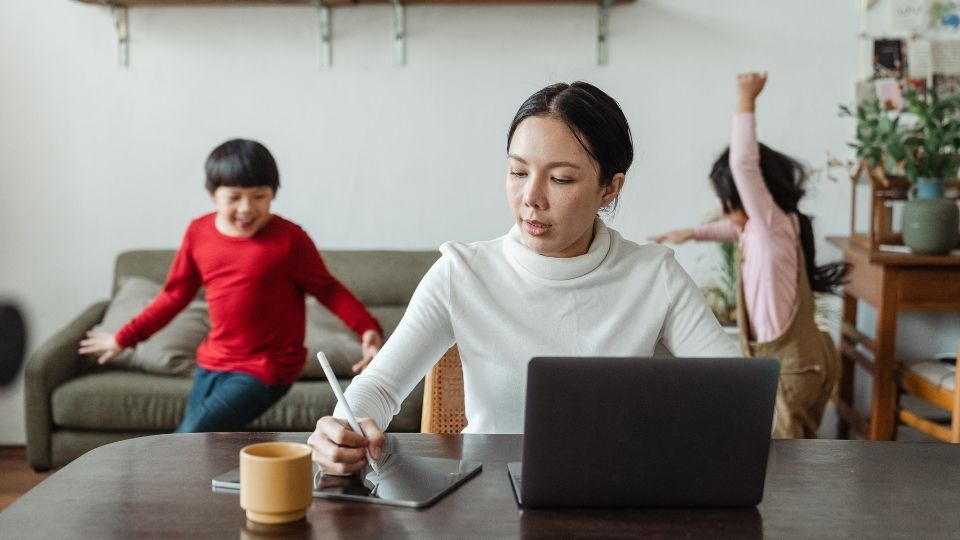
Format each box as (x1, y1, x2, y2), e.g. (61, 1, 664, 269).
(506, 116, 623, 258)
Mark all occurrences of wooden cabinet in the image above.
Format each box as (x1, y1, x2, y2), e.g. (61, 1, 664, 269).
(830, 236, 960, 440)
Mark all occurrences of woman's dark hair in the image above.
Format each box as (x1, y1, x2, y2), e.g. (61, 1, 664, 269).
(507, 81, 633, 210)
(205, 139, 280, 194)
(709, 144, 848, 294)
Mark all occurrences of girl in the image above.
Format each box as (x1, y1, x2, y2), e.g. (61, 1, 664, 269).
(651, 73, 847, 438)
(308, 81, 740, 475)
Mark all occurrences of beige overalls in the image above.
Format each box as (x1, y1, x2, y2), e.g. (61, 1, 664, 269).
(736, 244, 840, 439)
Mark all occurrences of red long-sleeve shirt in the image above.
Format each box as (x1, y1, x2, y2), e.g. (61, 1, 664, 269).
(115, 213, 381, 385)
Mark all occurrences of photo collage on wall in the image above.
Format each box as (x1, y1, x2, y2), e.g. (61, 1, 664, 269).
(866, 1, 960, 109)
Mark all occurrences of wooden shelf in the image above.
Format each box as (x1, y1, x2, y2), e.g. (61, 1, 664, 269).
(828, 236, 960, 267)
(845, 161, 960, 258)
(75, 0, 633, 67)
(76, 0, 632, 6)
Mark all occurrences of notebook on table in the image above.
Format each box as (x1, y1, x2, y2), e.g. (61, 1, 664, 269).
(508, 356, 779, 508)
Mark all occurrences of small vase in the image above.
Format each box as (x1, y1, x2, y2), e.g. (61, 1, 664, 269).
(901, 178, 959, 255)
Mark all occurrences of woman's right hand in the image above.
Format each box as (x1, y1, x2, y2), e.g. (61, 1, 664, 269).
(78, 330, 123, 365)
(307, 416, 385, 476)
(649, 228, 695, 244)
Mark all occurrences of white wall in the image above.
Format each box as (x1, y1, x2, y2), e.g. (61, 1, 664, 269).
(0, 0, 870, 443)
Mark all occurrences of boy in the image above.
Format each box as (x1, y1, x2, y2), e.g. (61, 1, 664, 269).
(79, 139, 383, 432)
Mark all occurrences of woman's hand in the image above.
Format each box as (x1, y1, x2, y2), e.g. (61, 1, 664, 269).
(736, 72, 767, 113)
(649, 228, 695, 244)
(352, 330, 383, 373)
(307, 416, 384, 476)
(78, 330, 124, 365)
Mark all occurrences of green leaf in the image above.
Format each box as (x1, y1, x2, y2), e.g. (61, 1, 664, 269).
(842, 88, 960, 183)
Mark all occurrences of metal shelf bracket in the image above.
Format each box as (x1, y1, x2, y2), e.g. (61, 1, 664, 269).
(314, 1, 332, 68)
(597, 0, 613, 65)
(111, 5, 129, 68)
(393, 1, 406, 66)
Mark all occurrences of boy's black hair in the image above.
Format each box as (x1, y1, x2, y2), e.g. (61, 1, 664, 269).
(205, 139, 280, 194)
(709, 143, 849, 294)
(507, 81, 634, 211)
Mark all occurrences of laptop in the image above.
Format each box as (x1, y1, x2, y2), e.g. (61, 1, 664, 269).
(508, 356, 779, 508)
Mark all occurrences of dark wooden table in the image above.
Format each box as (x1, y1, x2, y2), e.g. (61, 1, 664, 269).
(827, 236, 960, 441)
(2, 433, 960, 539)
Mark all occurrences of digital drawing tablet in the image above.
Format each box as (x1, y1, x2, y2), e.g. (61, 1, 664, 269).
(213, 453, 482, 509)
(509, 356, 779, 508)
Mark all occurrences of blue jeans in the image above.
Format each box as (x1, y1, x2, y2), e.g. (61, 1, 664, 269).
(174, 366, 291, 433)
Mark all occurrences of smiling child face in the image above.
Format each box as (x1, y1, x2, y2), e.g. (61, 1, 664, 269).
(210, 185, 274, 238)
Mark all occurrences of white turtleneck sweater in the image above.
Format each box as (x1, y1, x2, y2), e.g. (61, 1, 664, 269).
(337, 220, 740, 434)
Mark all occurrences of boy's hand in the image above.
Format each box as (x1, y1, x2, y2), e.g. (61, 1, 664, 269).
(736, 72, 767, 113)
(78, 330, 123, 365)
(352, 330, 383, 373)
(649, 228, 695, 244)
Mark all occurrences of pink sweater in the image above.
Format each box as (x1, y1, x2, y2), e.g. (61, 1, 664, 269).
(693, 113, 799, 342)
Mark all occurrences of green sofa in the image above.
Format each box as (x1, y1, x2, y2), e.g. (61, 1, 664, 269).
(24, 249, 440, 471)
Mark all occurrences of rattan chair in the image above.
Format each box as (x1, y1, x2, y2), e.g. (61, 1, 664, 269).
(421, 346, 468, 434)
(895, 342, 960, 443)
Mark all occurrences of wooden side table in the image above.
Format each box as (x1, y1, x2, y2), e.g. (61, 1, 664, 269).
(828, 236, 960, 440)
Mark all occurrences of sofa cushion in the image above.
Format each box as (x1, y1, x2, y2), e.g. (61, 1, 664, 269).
(320, 251, 440, 306)
(93, 277, 208, 376)
(300, 302, 410, 379)
(53, 372, 190, 430)
(253, 379, 427, 432)
(52, 371, 424, 432)
(302, 298, 363, 379)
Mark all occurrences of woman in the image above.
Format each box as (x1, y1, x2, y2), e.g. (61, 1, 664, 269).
(309, 81, 739, 474)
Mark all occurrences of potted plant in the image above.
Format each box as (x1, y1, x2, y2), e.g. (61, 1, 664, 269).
(840, 90, 960, 255)
(700, 239, 738, 327)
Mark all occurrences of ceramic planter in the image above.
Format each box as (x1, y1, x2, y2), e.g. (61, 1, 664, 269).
(901, 178, 959, 255)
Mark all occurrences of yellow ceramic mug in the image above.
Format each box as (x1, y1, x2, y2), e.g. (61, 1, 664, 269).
(239, 442, 313, 524)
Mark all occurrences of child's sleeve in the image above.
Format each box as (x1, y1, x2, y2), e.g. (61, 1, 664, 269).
(691, 220, 740, 243)
(729, 113, 789, 233)
(114, 227, 202, 349)
(289, 229, 382, 339)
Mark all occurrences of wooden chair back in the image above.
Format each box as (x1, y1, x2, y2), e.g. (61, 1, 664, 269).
(421, 346, 468, 434)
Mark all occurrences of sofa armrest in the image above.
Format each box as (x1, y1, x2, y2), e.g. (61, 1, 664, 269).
(24, 301, 109, 470)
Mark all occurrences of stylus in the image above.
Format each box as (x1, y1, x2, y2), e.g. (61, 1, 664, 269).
(316, 352, 383, 477)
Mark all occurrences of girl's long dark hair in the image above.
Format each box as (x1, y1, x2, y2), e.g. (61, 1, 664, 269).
(709, 144, 849, 294)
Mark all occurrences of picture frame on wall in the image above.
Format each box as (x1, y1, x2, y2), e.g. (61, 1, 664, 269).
(933, 73, 960, 97)
(874, 39, 906, 79)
